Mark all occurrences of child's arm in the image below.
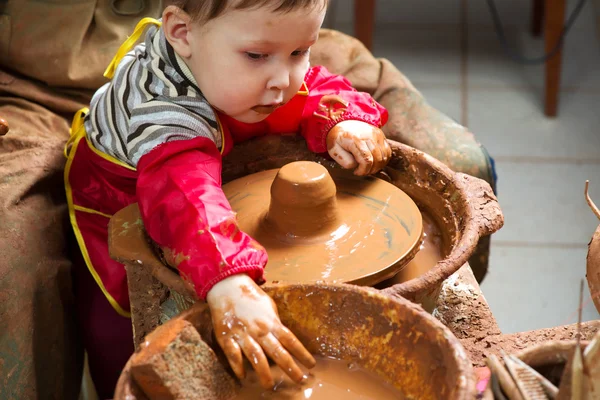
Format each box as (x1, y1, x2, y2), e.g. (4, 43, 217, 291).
(299, 66, 392, 175)
(136, 136, 265, 299)
(135, 134, 315, 388)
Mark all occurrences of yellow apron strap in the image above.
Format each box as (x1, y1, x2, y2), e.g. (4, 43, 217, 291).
(64, 107, 89, 159)
(104, 17, 163, 79)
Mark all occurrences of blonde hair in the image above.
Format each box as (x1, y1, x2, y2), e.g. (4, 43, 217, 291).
(169, 0, 328, 23)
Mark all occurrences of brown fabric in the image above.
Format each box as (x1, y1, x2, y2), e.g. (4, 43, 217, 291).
(0, 0, 162, 90)
(310, 29, 494, 184)
(0, 72, 83, 399)
(0, 1, 163, 398)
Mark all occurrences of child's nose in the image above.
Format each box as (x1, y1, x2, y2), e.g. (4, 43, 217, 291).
(267, 67, 290, 91)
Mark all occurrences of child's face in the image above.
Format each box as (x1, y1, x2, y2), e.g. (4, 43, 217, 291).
(168, 3, 327, 124)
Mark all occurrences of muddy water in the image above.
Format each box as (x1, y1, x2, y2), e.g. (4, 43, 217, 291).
(234, 357, 403, 399)
(377, 212, 444, 287)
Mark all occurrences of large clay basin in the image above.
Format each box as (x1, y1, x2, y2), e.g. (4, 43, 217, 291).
(114, 283, 476, 400)
(219, 136, 503, 311)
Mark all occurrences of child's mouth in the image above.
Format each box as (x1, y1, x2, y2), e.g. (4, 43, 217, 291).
(251, 103, 283, 114)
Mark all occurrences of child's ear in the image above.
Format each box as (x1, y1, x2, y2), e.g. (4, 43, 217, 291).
(162, 5, 193, 58)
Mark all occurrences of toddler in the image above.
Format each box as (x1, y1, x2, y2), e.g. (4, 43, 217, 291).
(64, 0, 391, 396)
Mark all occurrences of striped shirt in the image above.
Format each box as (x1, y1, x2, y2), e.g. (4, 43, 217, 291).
(84, 22, 222, 167)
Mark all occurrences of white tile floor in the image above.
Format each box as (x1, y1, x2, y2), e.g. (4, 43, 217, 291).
(324, 0, 600, 334)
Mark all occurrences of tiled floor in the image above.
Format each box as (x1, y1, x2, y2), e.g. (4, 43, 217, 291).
(324, 0, 600, 334)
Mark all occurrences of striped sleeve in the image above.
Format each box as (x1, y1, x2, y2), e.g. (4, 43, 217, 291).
(127, 95, 222, 166)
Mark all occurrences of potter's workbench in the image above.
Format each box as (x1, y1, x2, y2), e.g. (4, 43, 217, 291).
(436, 263, 600, 367)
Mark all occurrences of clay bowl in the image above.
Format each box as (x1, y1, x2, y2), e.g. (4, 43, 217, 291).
(588, 226, 600, 313)
(115, 283, 476, 400)
(219, 135, 503, 311)
(585, 181, 600, 313)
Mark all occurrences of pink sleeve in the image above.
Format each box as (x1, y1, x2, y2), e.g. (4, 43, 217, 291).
(299, 65, 389, 153)
(136, 137, 267, 300)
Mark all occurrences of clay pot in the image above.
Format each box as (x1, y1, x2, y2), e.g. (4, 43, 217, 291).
(588, 227, 600, 313)
(219, 136, 503, 311)
(585, 182, 600, 313)
(114, 283, 476, 400)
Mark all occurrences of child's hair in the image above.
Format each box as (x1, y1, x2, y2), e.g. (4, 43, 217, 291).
(170, 0, 327, 23)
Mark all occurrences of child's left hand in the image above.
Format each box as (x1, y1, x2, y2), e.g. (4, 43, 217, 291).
(326, 120, 392, 176)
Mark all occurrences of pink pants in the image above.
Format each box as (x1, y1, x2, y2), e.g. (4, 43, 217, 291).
(73, 251, 134, 399)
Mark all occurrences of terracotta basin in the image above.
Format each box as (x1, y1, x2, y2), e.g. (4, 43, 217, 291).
(114, 283, 476, 400)
(219, 136, 503, 311)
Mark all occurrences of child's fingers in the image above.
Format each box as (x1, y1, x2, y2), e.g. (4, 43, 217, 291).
(367, 140, 385, 174)
(259, 333, 306, 384)
(219, 336, 245, 380)
(347, 138, 373, 176)
(382, 138, 392, 161)
(275, 325, 316, 369)
(328, 144, 357, 170)
(239, 335, 274, 389)
(376, 133, 392, 162)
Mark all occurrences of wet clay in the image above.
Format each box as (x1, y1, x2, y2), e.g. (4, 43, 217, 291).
(377, 212, 443, 286)
(222, 161, 423, 287)
(235, 357, 403, 399)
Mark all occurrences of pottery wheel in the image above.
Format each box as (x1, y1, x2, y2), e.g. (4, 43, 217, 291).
(222, 161, 423, 286)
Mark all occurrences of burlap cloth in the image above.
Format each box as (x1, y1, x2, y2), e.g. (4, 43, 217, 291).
(0, 2, 494, 397)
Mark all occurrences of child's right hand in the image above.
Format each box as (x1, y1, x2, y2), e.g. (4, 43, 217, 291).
(206, 274, 316, 389)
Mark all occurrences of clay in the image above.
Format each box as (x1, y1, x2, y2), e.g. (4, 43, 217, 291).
(222, 161, 424, 286)
(130, 318, 237, 400)
(235, 357, 403, 399)
(115, 284, 476, 400)
(376, 212, 444, 286)
(0, 117, 8, 135)
(433, 265, 501, 341)
(460, 320, 600, 367)
(108, 204, 194, 347)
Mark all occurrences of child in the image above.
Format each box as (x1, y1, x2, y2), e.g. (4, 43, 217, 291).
(64, 0, 391, 396)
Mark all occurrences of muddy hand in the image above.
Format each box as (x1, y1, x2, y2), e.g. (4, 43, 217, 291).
(326, 120, 392, 176)
(206, 274, 316, 389)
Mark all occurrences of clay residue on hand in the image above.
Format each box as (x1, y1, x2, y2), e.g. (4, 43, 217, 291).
(207, 275, 316, 390)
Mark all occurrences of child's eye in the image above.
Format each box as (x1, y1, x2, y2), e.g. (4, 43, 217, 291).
(245, 52, 267, 61)
(291, 49, 310, 57)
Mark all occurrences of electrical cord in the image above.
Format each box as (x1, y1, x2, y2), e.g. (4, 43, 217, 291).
(485, 0, 588, 64)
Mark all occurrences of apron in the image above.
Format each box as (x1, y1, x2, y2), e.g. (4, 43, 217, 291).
(63, 17, 228, 317)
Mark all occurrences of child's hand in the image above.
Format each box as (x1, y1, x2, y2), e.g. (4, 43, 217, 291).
(206, 274, 316, 389)
(326, 120, 392, 176)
